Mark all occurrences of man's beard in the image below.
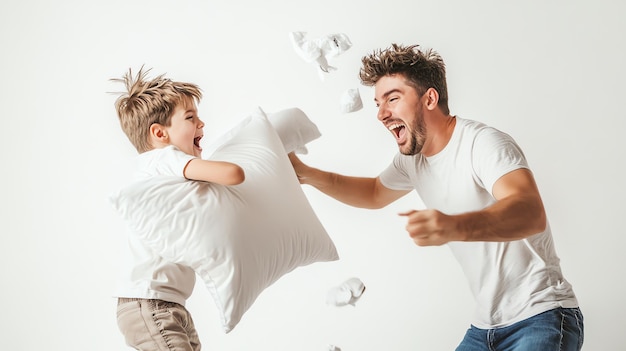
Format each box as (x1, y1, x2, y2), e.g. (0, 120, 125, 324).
(400, 110, 426, 156)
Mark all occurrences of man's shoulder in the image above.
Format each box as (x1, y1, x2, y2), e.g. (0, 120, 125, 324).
(456, 117, 490, 131)
(456, 117, 509, 140)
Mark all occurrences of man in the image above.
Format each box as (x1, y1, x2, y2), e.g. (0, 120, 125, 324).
(289, 43, 583, 350)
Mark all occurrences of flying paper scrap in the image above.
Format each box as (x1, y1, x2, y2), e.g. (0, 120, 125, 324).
(340, 88, 363, 113)
(289, 31, 352, 80)
(326, 277, 366, 306)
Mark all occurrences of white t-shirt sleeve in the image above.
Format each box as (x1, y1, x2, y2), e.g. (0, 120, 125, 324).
(378, 153, 415, 191)
(135, 146, 197, 179)
(471, 128, 529, 196)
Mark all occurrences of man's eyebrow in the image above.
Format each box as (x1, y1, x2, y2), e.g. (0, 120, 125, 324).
(374, 88, 401, 103)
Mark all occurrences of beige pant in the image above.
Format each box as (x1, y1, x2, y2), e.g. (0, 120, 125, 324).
(117, 298, 201, 351)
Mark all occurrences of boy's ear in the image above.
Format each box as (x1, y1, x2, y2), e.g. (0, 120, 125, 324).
(149, 123, 169, 143)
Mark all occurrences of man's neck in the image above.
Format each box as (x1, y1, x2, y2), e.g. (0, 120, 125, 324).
(421, 114, 456, 157)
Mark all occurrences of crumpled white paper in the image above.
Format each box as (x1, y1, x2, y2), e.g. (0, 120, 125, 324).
(289, 31, 352, 80)
(328, 345, 342, 351)
(340, 88, 363, 113)
(326, 277, 366, 307)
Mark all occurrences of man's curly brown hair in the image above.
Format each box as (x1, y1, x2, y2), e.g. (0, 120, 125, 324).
(359, 43, 449, 114)
(111, 66, 202, 153)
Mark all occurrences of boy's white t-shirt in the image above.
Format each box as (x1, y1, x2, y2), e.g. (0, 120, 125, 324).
(114, 146, 197, 306)
(379, 117, 578, 328)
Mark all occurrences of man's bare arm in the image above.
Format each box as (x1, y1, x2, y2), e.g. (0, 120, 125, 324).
(289, 153, 409, 209)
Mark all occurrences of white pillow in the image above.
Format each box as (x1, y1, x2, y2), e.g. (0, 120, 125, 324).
(110, 107, 338, 333)
(267, 107, 321, 154)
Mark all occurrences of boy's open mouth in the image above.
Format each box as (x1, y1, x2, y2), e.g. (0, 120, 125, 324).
(194, 136, 202, 149)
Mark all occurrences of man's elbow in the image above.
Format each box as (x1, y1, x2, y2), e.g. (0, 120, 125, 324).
(365, 192, 400, 210)
(534, 209, 548, 233)
(526, 197, 548, 235)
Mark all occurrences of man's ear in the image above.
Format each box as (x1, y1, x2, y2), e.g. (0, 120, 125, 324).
(424, 88, 439, 111)
(149, 123, 169, 144)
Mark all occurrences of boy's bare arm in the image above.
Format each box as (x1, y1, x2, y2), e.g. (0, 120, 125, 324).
(183, 159, 245, 185)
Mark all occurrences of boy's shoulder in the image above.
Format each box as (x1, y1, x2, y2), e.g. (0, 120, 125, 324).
(135, 146, 196, 180)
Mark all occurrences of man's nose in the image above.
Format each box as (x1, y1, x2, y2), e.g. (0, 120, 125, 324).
(377, 104, 390, 121)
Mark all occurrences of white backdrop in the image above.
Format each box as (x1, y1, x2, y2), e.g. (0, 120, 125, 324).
(1, 0, 624, 350)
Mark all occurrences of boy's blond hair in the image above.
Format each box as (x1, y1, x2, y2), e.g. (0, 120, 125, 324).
(111, 67, 202, 153)
(359, 43, 450, 115)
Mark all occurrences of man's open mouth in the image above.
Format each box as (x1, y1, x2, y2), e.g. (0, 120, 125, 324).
(388, 123, 406, 140)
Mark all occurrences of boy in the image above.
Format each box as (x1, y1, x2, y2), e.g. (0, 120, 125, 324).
(111, 67, 244, 350)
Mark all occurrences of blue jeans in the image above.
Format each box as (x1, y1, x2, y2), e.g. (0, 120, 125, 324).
(456, 307, 584, 351)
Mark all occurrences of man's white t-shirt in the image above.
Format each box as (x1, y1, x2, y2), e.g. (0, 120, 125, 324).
(379, 117, 578, 328)
(114, 146, 197, 306)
